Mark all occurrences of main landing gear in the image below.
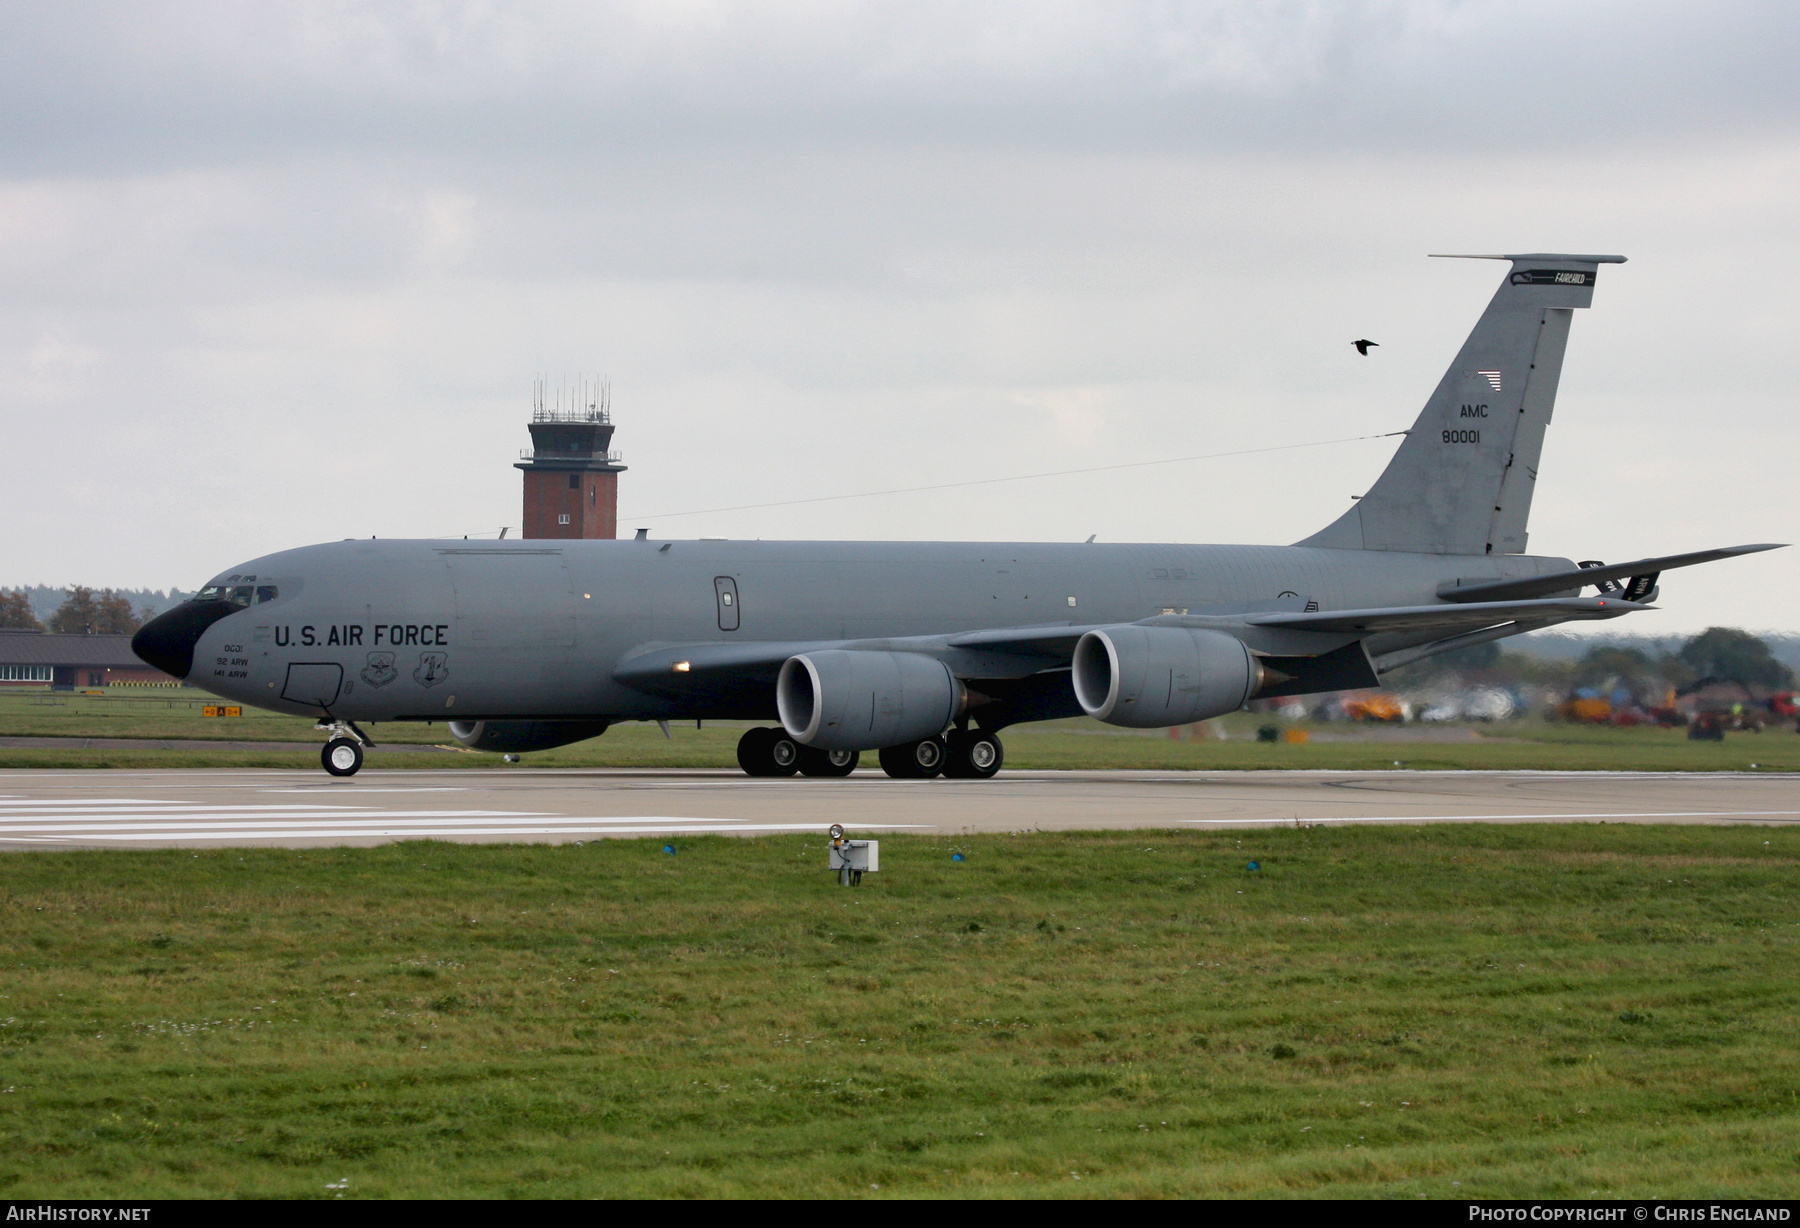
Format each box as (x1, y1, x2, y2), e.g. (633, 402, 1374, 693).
(735, 727, 1001, 780)
(316, 718, 373, 777)
(736, 727, 861, 777)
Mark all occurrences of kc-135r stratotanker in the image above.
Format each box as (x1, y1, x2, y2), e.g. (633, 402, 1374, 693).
(133, 254, 1782, 778)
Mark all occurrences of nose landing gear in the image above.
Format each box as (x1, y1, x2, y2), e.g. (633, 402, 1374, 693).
(316, 718, 374, 777)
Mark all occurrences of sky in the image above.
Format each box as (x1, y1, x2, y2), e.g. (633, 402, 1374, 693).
(2, 0, 1796, 634)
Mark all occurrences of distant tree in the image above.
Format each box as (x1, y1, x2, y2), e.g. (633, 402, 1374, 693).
(135, 603, 159, 627)
(1678, 627, 1795, 690)
(1573, 645, 1650, 686)
(94, 589, 140, 635)
(1436, 641, 1500, 673)
(49, 586, 99, 634)
(0, 589, 42, 630)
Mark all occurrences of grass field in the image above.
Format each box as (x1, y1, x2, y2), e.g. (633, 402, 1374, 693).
(3, 691, 1798, 772)
(2, 824, 1799, 1198)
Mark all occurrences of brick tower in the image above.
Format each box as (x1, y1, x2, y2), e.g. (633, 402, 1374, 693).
(517, 376, 626, 539)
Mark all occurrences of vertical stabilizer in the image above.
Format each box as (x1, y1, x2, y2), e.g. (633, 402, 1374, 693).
(1300, 253, 1624, 555)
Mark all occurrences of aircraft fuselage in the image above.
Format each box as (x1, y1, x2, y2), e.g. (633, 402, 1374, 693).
(170, 537, 1573, 725)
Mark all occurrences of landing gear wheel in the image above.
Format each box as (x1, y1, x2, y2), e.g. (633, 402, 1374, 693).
(769, 731, 801, 775)
(944, 729, 1004, 779)
(879, 737, 946, 779)
(798, 746, 859, 777)
(737, 727, 802, 777)
(322, 737, 364, 777)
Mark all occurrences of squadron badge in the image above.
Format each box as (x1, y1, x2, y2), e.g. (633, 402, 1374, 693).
(414, 651, 450, 688)
(360, 652, 398, 688)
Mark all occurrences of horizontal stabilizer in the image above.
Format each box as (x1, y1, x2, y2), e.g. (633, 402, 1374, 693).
(1438, 543, 1785, 604)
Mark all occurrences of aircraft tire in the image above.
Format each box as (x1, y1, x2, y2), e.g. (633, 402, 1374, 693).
(737, 727, 802, 777)
(322, 737, 364, 777)
(879, 737, 945, 779)
(768, 731, 802, 775)
(944, 729, 1004, 779)
(798, 746, 859, 777)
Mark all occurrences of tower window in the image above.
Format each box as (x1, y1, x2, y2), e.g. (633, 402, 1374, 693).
(568, 474, 580, 489)
(558, 513, 571, 525)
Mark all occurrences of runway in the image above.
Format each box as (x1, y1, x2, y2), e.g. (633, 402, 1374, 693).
(0, 767, 1794, 848)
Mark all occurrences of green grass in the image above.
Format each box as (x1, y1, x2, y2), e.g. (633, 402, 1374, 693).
(2, 691, 1797, 772)
(3, 825, 1800, 1197)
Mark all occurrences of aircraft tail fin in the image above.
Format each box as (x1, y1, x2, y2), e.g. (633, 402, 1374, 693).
(1299, 252, 1626, 555)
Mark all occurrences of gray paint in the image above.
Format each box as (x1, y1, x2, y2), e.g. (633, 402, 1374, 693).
(1301, 254, 1624, 556)
(174, 535, 1584, 725)
(138, 253, 1780, 746)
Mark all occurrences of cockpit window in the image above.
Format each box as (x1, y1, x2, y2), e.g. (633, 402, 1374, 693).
(197, 584, 278, 605)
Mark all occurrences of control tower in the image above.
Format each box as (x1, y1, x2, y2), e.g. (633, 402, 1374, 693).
(517, 376, 626, 540)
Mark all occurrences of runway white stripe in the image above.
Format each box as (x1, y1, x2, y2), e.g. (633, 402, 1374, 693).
(1, 821, 925, 843)
(0, 815, 792, 833)
(0, 810, 546, 821)
(0, 793, 921, 845)
(1183, 810, 1800, 825)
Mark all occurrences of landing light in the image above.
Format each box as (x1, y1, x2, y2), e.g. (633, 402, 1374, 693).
(673, 661, 691, 673)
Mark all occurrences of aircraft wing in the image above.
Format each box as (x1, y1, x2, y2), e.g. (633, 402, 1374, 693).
(1437, 543, 1784, 604)
(1228, 595, 1646, 634)
(613, 640, 823, 690)
(615, 596, 1642, 697)
(611, 627, 1100, 696)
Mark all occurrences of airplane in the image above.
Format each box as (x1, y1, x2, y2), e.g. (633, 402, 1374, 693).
(132, 253, 1783, 779)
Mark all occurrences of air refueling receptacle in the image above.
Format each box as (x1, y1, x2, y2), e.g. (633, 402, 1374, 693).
(827, 823, 878, 887)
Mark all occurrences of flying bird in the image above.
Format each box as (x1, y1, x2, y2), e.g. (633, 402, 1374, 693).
(1352, 339, 1379, 356)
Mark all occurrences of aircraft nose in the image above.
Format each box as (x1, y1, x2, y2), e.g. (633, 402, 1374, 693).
(132, 600, 238, 679)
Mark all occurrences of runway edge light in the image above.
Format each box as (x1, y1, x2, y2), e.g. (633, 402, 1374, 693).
(828, 825, 877, 887)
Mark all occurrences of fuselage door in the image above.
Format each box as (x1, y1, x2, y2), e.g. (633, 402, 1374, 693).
(714, 576, 739, 632)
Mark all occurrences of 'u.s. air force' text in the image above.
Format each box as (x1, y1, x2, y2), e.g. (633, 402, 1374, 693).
(273, 625, 449, 648)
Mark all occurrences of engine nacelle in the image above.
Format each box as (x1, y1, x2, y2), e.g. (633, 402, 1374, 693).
(1071, 625, 1263, 728)
(777, 650, 962, 751)
(447, 720, 612, 754)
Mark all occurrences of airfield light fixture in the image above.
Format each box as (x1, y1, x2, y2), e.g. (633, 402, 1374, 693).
(827, 825, 877, 886)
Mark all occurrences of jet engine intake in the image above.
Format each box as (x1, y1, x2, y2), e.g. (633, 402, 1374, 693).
(447, 720, 612, 754)
(777, 650, 963, 751)
(1070, 625, 1264, 728)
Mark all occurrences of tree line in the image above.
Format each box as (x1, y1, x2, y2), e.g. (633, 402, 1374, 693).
(1388, 626, 1795, 694)
(0, 587, 156, 635)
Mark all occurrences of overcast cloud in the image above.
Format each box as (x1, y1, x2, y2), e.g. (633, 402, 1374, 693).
(2, 1, 1795, 632)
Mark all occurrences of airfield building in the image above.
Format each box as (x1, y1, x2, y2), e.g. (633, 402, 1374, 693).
(0, 630, 178, 689)
(517, 376, 626, 540)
